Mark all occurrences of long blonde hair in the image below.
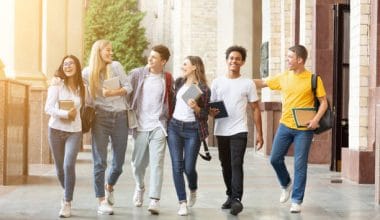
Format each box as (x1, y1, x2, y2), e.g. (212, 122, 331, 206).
(88, 39, 112, 98)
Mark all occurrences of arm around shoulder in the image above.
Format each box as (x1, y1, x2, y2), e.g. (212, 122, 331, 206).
(253, 79, 268, 89)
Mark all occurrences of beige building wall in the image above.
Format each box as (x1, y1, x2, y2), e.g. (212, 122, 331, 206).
(0, 0, 85, 164)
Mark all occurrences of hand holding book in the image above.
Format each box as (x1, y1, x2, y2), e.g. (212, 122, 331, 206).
(209, 100, 228, 118)
(59, 100, 76, 121)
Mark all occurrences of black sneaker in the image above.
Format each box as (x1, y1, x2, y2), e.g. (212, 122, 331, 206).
(230, 199, 243, 216)
(221, 197, 232, 209)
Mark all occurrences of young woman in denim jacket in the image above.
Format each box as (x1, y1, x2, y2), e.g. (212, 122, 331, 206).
(167, 56, 210, 216)
(45, 55, 85, 218)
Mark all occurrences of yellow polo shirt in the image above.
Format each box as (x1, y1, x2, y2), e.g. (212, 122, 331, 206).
(265, 70, 326, 130)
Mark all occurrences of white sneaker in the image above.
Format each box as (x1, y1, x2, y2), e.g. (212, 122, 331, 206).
(290, 203, 301, 213)
(148, 199, 160, 215)
(280, 181, 292, 203)
(133, 187, 145, 207)
(59, 200, 71, 218)
(177, 202, 188, 216)
(97, 200, 114, 215)
(105, 186, 114, 206)
(187, 191, 197, 207)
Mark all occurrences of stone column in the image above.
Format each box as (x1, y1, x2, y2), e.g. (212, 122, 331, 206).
(0, 0, 85, 164)
(216, 0, 253, 78)
(0, 60, 5, 79)
(342, 0, 374, 183)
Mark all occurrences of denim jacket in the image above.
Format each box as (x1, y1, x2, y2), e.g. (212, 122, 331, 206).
(173, 77, 210, 140)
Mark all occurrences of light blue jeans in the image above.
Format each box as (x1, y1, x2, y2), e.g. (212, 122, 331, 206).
(167, 118, 201, 202)
(270, 123, 314, 204)
(91, 109, 128, 198)
(131, 127, 166, 199)
(48, 127, 82, 202)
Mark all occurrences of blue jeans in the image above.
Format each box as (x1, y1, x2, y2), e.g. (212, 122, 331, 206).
(91, 109, 128, 198)
(270, 123, 314, 204)
(167, 118, 201, 202)
(216, 132, 247, 201)
(48, 127, 82, 202)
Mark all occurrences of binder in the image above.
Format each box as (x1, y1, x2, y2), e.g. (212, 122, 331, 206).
(292, 107, 316, 127)
(209, 100, 228, 118)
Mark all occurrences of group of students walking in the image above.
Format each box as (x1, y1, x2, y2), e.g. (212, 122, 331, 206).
(45, 40, 328, 218)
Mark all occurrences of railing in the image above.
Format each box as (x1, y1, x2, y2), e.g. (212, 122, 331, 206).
(0, 79, 29, 185)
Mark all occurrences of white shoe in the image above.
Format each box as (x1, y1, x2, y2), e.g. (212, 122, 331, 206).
(290, 203, 301, 213)
(177, 202, 188, 216)
(133, 187, 145, 207)
(187, 191, 196, 207)
(280, 181, 292, 203)
(59, 200, 71, 218)
(148, 199, 160, 215)
(97, 200, 114, 215)
(105, 186, 114, 205)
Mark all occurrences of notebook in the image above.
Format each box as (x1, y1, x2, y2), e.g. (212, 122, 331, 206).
(292, 107, 316, 128)
(182, 84, 203, 103)
(103, 76, 120, 101)
(58, 100, 74, 110)
(209, 100, 228, 118)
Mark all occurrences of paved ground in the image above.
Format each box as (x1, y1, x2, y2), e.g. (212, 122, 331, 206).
(0, 142, 379, 220)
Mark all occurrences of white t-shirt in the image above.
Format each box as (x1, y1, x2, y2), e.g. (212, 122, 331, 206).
(172, 84, 196, 122)
(210, 75, 259, 136)
(137, 73, 164, 131)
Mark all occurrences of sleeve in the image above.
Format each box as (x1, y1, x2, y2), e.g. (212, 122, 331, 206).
(265, 74, 282, 90)
(195, 85, 211, 121)
(316, 76, 327, 97)
(210, 79, 218, 102)
(44, 85, 69, 119)
(114, 61, 133, 94)
(248, 80, 259, 103)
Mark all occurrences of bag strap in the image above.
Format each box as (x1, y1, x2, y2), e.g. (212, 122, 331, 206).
(164, 72, 173, 118)
(311, 73, 317, 97)
(311, 74, 319, 108)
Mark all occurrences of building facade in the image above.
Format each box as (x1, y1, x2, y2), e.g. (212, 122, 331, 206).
(0, 0, 380, 203)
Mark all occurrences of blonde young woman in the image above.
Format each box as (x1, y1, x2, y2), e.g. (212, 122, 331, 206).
(167, 56, 211, 216)
(45, 55, 85, 218)
(82, 39, 132, 215)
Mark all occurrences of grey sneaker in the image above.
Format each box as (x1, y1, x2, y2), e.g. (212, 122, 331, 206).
(177, 202, 188, 216)
(280, 181, 292, 203)
(105, 186, 114, 205)
(290, 203, 301, 213)
(187, 191, 197, 207)
(97, 200, 114, 215)
(133, 187, 145, 207)
(148, 199, 160, 215)
(59, 200, 71, 218)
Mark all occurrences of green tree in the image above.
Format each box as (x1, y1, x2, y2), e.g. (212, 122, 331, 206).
(84, 0, 149, 72)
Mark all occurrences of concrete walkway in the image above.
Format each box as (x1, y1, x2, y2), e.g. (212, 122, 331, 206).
(1, 143, 379, 220)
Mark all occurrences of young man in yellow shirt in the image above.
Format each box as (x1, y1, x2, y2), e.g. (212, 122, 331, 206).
(254, 45, 328, 213)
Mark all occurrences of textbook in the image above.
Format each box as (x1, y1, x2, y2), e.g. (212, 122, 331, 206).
(103, 76, 120, 101)
(292, 107, 316, 128)
(58, 100, 74, 110)
(182, 84, 203, 103)
(209, 100, 228, 118)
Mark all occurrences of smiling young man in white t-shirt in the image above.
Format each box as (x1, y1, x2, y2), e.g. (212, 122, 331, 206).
(210, 45, 263, 216)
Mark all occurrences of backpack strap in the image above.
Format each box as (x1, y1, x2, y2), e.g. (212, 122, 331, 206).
(164, 72, 173, 118)
(311, 73, 317, 96)
(311, 74, 319, 108)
